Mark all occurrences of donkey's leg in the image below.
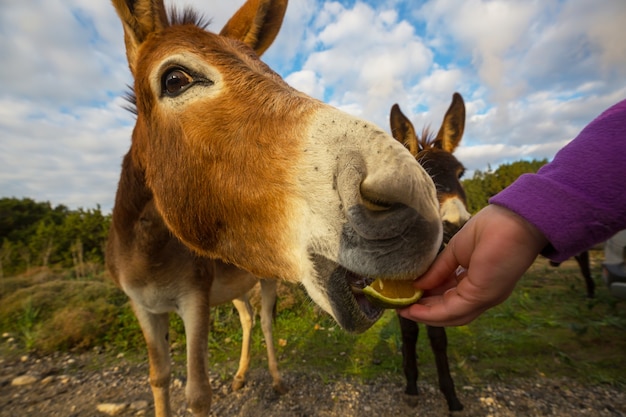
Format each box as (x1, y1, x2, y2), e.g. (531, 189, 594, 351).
(426, 325, 463, 411)
(259, 279, 288, 394)
(575, 251, 595, 298)
(398, 314, 420, 403)
(179, 294, 212, 417)
(231, 296, 254, 391)
(132, 303, 172, 417)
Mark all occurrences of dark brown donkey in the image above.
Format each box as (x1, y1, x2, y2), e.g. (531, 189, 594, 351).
(107, 0, 444, 416)
(550, 251, 595, 298)
(390, 92, 470, 411)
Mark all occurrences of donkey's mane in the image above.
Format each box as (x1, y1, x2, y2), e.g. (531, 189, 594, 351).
(418, 126, 437, 150)
(168, 6, 212, 29)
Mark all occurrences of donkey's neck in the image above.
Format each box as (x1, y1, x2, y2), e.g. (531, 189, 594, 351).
(111, 149, 154, 233)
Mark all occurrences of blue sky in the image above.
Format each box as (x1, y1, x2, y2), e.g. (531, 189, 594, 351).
(1, 0, 625, 212)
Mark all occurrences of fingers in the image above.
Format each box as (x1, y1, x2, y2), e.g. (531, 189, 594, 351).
(399, 276, 488, 327)
(398, 269, 490, 326)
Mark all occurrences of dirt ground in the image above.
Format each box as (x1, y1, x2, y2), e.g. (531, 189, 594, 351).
(1, 349, 625, 417)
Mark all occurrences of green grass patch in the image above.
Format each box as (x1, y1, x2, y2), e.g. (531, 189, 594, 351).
(1, 253, 625, 389)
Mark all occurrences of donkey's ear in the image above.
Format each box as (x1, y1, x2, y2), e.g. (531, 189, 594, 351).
(390, 104, 419, 156)
(111, 0, 169, 76)
(220, 0, 288, 56)
(433, 92, 465, 153)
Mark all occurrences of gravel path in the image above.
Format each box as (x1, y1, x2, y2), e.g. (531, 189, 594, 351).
(1, 350, 625, 417)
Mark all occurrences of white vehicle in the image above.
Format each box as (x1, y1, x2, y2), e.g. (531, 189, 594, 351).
(602, 230, 626, 299)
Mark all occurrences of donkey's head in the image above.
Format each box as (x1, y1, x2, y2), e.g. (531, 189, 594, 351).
(390, 93, 471, 243)
(112, 0, 442, 332)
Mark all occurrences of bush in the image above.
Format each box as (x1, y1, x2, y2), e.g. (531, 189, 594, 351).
(0, 267, 143, 353)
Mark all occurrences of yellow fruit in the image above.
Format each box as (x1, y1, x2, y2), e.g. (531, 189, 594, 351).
(362, 278, 423, 309)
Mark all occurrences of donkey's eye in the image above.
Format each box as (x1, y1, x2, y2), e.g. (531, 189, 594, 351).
(162, 68, 193, 96)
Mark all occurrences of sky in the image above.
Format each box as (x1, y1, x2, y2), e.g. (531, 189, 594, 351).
(1, 0, 625, 213)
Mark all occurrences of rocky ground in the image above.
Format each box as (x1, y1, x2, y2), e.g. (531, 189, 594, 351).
(1, 348, 625, 417)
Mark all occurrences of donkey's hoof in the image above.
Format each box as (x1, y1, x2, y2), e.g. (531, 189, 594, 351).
(403, 393, 419, 407)
(272, 380, 289, 395)
(448, 398, 464, 412)
(231, 377, 246, 392)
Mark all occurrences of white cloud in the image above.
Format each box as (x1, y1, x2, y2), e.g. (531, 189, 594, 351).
(262, 0, 320, 72)
(0, 0, 129, 106)
(294, 1, 434, 127)
(285, 70, 326, 99)
(417, 0, 626, 104)
(400, 68, 464, 127)
(0, 94, 133, 211)
(417, 0, 542, 103)
(0, 0, 625, 212)
(519, 0, 626, 93)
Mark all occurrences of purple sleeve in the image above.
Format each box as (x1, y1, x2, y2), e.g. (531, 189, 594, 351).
(490, 99, 626, 263)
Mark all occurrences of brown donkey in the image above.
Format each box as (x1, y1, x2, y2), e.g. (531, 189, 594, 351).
(390, 93, 470, 411)
(229, 279, 285, 394)
(106, 196, 286, 416)
(107, 0, 443, 415)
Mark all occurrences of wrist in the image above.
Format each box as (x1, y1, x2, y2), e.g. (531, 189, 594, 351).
(487, 204, 549, 253)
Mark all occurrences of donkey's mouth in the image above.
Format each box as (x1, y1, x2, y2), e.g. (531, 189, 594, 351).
(345, 270, 381, 316)
(310, 255, 398, 332)
(324, 264, 385, 333)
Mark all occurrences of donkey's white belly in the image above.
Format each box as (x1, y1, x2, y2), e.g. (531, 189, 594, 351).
(121, 277, 186, 314)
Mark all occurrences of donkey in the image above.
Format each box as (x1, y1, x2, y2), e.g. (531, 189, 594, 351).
(550, 251, 595, 298)
(106, 196, 286, 416)
(229, 279, 285, 393)
(107, 0, 443, 415)
(389, 92, 470, 412)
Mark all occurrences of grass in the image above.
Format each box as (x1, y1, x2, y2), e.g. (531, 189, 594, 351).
(16, 297, 40, 350)
(1, 252, 625, 389)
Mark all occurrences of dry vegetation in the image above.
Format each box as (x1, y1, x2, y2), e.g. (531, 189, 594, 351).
(1, 251, 626, 416)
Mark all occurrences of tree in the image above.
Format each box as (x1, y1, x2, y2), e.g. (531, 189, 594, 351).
(30, 221, 58, 267)
(463, 159, 548, 213)
(0, 198, 54, 241)
(0, 198, 111, 275)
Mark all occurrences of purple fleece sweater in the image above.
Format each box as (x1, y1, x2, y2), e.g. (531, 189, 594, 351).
(490, 99, 626, 263)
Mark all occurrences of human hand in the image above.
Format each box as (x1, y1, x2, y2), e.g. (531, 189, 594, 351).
(398, 204, 548, 326)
